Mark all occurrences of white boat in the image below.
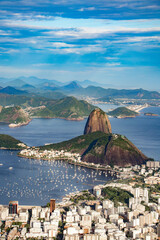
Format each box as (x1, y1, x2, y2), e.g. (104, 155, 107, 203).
(9, 167, 13, 170)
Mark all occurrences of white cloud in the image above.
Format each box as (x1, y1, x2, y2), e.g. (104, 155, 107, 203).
(105, 57, 118, 60)
(49, 44, 105, 54)
(136, 5, 160, 10)
(1, 17, 160, 35)
(105, 62, 121, 66)
(51, 42, 74, 48)
(0, 48, 19, 54)
(0, 30, 11, 36)
(114, 36, 160, 43)
(52, 26, 160, 40)
(78, 7, 96, 12)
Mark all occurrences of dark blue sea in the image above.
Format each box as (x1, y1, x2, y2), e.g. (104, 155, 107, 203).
(0, 106, 159, 205)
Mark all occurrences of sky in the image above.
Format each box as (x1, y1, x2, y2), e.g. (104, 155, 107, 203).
(0, 0, 160, 89)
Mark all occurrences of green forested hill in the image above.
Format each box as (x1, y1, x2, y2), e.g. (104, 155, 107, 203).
(39, 131, 148, 167)
(0, 94, 52, 107)
(0, 134, 25, 149)
(0, 95, 95, 119)
(46, 97, 95, 119)
(0, 106, 30, 124)
(107, 107, 138, 117)
(29, 97, 95, 119)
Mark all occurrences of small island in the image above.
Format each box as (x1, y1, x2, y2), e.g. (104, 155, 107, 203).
(107, 107, 139, 118)
(144, 112, 159, 116)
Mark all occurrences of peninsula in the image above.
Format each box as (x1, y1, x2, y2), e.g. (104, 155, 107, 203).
(0, 134, 27, 149)
(0, 106, 30, 127)
(19, 108, 149, 167)
(0, 96, 95, 127)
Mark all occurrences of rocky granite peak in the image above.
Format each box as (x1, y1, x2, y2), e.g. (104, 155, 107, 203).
(84, 108, 112, 135)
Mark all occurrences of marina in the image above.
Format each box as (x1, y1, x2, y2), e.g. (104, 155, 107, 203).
(0, 149, 112, 206)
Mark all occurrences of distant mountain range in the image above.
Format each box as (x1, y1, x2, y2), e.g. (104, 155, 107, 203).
(0, 77, 159, 100)
(0, 76, 113, 88)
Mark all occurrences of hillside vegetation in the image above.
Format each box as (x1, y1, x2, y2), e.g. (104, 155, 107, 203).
(0, 134, 25, 149)
(27, 96, 95, 119)
(107, 107, 138, 118)
(0, 94, 51, 107)
(39, 131, 148, 167)
(0, 106, 30, 124)
(0, 95, 95, 119)
(102, 187, 133, 206)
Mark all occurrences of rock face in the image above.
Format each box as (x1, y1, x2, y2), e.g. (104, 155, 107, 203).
(84, 108, 112, 135)
(41, 131, 148, 167)
(81, 133, 148, 167)
(40, 107, 148, 167)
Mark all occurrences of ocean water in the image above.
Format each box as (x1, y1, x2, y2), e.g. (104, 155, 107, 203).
(0, 150, 110, 205)
(0, 118, 86, 147)
(0, 106, 160, 205)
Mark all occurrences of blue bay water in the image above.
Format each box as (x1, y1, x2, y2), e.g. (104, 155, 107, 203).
(0, 119, 110, 206)
(0, 106, 160, 205)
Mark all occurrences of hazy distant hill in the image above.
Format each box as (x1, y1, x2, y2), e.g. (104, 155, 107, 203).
(73, 86, 160, 99)
(60, 81, 83, 92)
(0, 86, 27, 95)
(39, 91, 66, 100)
(97, 88, 160, 99)
(75, 80, 114, 88)
(0, 76, 159, 100)
(4, 79, 27, 88)
(19, 76, 64, 87)
(21, 84, 36, 90)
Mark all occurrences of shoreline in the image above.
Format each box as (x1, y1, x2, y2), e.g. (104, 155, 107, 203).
(0, 116, 86, 129)
(115, 115, 138, 119)
(127, 104, 149, 113)
(9, 119, 31, 128)
(18, 153, 120, 175)
(0, 147, 21, 150)
(6, 116, 86, 128)
(1, 104, 156, 129)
